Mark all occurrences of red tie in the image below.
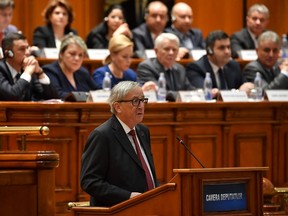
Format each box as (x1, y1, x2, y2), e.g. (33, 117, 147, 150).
(0, 32, 3, 45)
(129, 129, 154, 190)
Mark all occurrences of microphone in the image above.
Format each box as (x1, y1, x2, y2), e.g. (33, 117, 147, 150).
(176, 136, 205, 168)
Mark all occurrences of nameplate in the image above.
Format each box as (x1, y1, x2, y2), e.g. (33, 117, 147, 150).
(145, 49, 156, 59)
(190, 49, 206, 60)
(87, 49, 110, 60)
(176, 90, 205, 102)
(86, 90, 110, 102)
(238, 50, 257, 61)
(219, 90, 248, 102)
(203, 182, 247, 212)
(43, 48, 59, 59)
(144, 90, 157, 102)
(265, 90, 288, 101)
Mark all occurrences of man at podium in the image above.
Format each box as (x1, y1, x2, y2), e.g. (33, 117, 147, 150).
(80, 81, 158, 207)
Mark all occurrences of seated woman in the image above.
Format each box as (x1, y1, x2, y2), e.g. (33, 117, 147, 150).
(32, 0, 77, 49)
(43, 34, 98, 99)
(85, 4, 132, 49)
(92, 34, 156, 91)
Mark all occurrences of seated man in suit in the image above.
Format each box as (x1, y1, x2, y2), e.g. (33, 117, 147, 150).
(165, 2, 205, 60)
(230, 4, 269, 58)
(243, 31, 288, 89)
(186, 30, 253, 99)
(132, 1, 168, 58)
(81, 81, 158, 206)
(137, 32, 195, 101)
(0, 32, 58, 101)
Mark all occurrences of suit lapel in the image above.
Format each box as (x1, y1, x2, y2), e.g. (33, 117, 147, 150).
(111, 116, 143, 168)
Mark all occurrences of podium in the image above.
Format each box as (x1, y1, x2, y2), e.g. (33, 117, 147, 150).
(0, 151, 59, 216)
(72, 167, 268, 216)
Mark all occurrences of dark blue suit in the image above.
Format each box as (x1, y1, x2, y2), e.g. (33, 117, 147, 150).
(43, 61, 98, 99)
(165, 27, 205, 49)
(230, 28, 256, 58)
(80, 115, 158, 206)
(243, 60, 288, 89)
(132, 23, 155, 58)
(0, 59, 58, 101)
(33, 25, 77, 48)
(186, 55, 245, 89)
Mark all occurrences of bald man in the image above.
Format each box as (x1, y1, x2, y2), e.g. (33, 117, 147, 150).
(133, 1, 168, 58)
(165, 2, 205, 60)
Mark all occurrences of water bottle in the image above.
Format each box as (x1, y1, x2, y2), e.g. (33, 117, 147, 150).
(203, 72, 212, 100)
(102, 72, 111, 91)
(157, 72, 167, 101)
(254, 72, 263, 100)
(281, 34, 288, 58)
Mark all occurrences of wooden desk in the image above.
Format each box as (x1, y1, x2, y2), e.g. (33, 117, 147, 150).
(0, 101, 286, 215)
(0, 151, 59, 216)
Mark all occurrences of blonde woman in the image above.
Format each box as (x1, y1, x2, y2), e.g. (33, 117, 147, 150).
(43, 34, 97, 99)
(93, 34, 156, 91)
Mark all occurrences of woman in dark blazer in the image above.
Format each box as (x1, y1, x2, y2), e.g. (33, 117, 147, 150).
(85, 4, 132, 49)
(32, 0, 77, 49)
(42, 34, 98, 99)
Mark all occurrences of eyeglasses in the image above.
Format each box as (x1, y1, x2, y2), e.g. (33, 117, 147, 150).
(117, 97, 148, 106)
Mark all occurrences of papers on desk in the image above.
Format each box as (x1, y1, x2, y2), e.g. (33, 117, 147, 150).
(145, 49, 156, 59)
(86, 90, 110, 102)
(42, 48, 110, 60)
(190, 50, 206, 60)
(237, 50, 257, 61)
(265, 90, 288, 101)
(43, 48, 59, 59)
(176, 90, 206, 102)
(219, 90, 248, 102)
(87, 49, 110, 60)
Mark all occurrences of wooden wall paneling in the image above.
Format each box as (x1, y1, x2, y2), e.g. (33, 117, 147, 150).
(175, 0, 243, 37)
(247, 0, 288, 37)
(184, 126, 222, 168)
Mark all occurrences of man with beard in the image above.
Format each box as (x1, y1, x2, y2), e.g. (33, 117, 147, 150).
(186, 30, 253, 99)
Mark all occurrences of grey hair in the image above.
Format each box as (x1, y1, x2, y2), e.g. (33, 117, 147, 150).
(248, 4, 269, 19)
(154, 32, 180, 48)
(108, 81, 141, 114)
(257, 31, 280, 47)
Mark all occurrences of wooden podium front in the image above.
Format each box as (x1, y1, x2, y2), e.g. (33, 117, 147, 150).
(72, 167, 267, 216)
(0, 151, 59, 216)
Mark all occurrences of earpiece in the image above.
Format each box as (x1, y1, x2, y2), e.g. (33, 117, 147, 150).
(171, 15, 176, 22)
(5, 50, 14, 58)
(104, 17, 108, 21)
(207, 47, 213, 55)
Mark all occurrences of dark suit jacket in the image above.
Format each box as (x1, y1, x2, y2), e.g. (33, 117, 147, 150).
(186, 55, 244, 89)
(137, 58, 194, 90)
(43, 61, 98, 99)
(243, 60, 288, 89)
(0, 59, 58, 101)
(80, 115, 158, 207)
(32, 25, 77, 48)
(85, 22, 109, 49)
(165, 27, 205, 49)
(230, 28, 256, 58)
(132, 23, 155, 58)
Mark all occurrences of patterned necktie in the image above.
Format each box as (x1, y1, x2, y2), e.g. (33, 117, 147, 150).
(128, 129, 154, 190)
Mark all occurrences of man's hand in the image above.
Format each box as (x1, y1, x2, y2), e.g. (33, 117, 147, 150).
(22, 56, 42, 76)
